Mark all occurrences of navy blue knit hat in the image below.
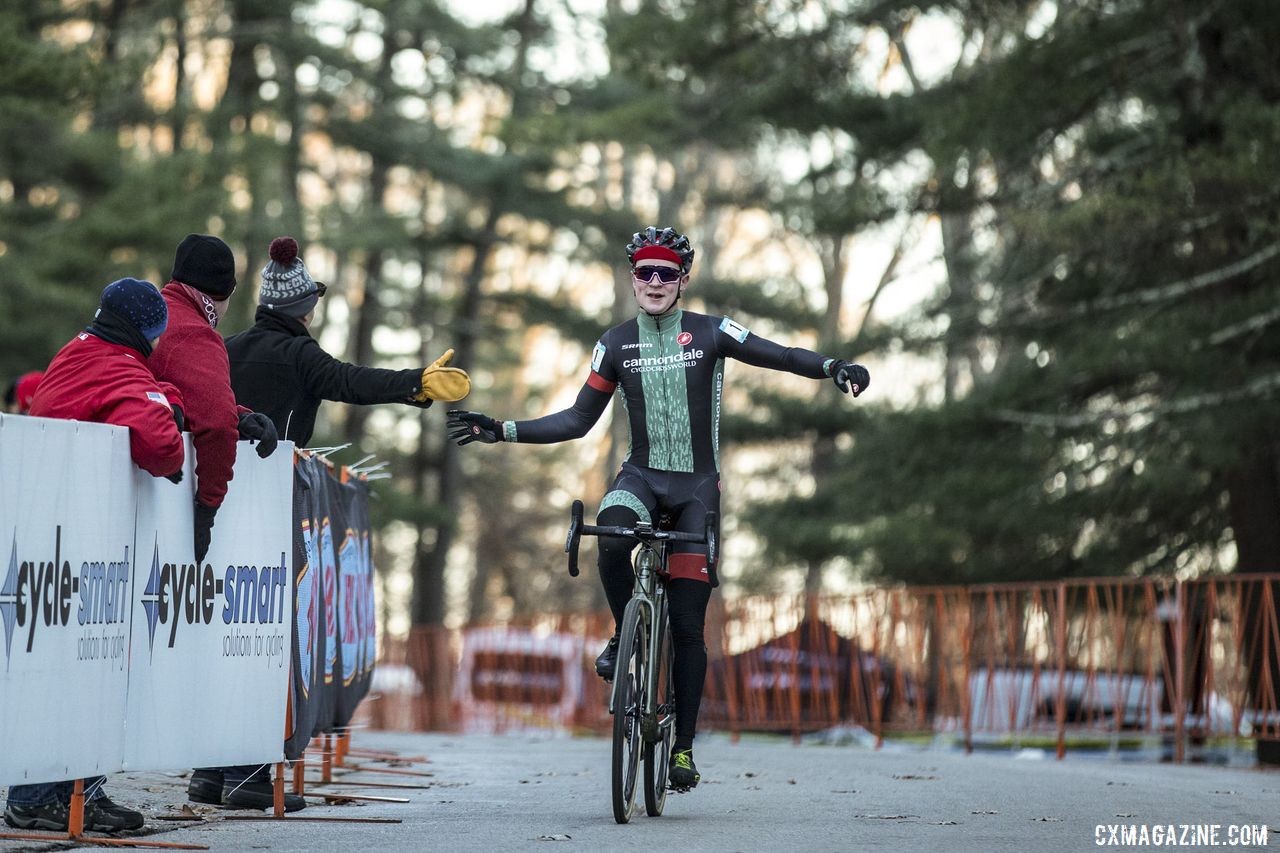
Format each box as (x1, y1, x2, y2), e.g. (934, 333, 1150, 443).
(100, 278, 168, 340)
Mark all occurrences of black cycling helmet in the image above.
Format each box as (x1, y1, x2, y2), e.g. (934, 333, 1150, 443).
(625, 226, 695, 273)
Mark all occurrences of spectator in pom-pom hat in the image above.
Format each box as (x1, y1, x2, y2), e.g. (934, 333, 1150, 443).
(225, 235, 471, 447)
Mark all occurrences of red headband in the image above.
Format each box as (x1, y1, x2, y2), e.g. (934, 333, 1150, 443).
(632, 245, 682, 265)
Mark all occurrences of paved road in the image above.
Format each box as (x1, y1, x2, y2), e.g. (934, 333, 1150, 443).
(3, 732, 1276, 852)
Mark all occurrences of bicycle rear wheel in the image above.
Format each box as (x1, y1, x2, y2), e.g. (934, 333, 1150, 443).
(643, 624, 674, 816)
(611, 601, 646, 824)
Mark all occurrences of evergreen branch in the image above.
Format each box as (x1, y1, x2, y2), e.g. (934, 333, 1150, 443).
(1205, 306, 1280, 347)
(1047, 240, 1280, 320)
(993, 372, 1280, 429)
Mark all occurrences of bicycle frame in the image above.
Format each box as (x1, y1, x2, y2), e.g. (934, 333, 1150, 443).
(608, 530, 669, 724)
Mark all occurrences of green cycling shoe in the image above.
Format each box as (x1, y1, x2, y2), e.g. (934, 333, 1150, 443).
(669, 748, 700, 791)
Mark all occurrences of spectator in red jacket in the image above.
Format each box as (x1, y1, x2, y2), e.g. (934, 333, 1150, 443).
(3, 278, 180, 834)
(3, 370, 43, 414)
(150, 234, 279, 565)
(150, 235, 301, 814)
(30, 278, 184, 477)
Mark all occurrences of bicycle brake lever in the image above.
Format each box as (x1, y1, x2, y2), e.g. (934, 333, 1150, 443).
(566, 500, 583, 577)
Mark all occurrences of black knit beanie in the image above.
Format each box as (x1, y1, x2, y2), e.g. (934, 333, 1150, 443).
(172, 234, 237, 298)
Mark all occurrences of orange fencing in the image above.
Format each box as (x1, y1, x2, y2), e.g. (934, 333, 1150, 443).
(353, 575, 1280, 760)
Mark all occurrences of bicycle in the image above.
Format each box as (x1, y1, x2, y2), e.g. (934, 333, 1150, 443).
(565, 499, 718, 824)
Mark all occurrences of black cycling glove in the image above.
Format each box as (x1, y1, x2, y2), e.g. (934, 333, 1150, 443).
(194, 500, 218, 565)
(830, 360, 870, 397)
(447, 410, 504, 445)
(237, 411, 279, 459)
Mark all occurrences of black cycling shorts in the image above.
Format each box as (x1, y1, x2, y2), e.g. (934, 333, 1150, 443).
(598, 462, 719, 583)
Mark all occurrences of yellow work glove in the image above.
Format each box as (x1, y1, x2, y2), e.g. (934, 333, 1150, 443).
(413, 348, 471, 403)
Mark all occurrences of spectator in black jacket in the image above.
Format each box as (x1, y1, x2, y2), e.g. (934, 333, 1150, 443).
(194, 238, 471, 811)
(226, 236, 471, 446)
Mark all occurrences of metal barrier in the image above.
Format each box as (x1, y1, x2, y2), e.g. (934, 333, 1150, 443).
(354, 575, 1280, 760)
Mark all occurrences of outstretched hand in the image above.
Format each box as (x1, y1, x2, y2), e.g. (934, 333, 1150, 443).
(414, 348, 472, 403)
(447, 410, 504, 445)
(830, 360, 870, 397)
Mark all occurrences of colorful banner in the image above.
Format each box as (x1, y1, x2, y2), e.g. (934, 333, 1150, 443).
(286, 456, 377, 760)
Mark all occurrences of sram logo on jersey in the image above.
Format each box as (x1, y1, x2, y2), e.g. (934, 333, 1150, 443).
(622, 350, 705, 372)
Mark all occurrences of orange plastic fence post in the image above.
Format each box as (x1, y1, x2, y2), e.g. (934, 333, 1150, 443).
(1173, 581, 1187, 764)
(69, 777, 85, 840)
(1055, 583, 1068, 760)
(273, 762, 285, 819)
(336, 730, 349, 767)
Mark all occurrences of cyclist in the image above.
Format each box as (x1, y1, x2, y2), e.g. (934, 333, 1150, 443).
(448, 226, 869, 790)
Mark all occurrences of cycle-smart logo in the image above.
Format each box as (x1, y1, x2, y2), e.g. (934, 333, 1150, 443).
(1, 527, 131, 672)
(139, 541, 289, 670)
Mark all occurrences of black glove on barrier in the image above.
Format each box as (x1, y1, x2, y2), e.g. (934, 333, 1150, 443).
(830, 360, 870, 397)
(447, 410, 504, 445)
(194, 500, 218, 565)
(164, 469, 184, 484)
(237, 411, 279, 458)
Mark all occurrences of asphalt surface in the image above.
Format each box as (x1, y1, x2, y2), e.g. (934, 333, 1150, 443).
(2, 731, 1277, 852)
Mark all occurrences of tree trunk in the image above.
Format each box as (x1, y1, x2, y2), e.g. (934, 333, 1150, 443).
(1226, 444, 1280, 763)
(413, 0, 537, 626)
(412, 221, 496, 626)
(803, 232, 847, 599)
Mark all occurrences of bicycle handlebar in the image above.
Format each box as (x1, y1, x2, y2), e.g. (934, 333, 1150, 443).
(565, 500, 720, 587)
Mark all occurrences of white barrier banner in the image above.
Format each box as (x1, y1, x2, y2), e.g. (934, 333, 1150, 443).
(454, 627, 583, 734)
(123, 439, 294, 771)
(0, 415, 136, 786)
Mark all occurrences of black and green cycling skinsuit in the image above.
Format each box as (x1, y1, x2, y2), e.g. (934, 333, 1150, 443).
(505, 308, 837, 749)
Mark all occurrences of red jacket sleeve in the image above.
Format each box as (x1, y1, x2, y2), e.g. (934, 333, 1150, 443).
(152, 324, 239, 507)
(102, 379, 185, 478)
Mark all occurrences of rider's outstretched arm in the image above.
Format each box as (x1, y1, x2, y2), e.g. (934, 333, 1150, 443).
(505, 379, 612, 443)
(715, 316, 869, 396)
(448, 379, 612, 445)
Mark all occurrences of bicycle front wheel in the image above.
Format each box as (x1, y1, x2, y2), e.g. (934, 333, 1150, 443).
(611, 600, 647, 824)
(643, 624, 674, 817)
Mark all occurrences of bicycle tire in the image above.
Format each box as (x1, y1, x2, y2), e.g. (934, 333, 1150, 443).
(611, 600, 646, 824)
(643, 624, 674, 817)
